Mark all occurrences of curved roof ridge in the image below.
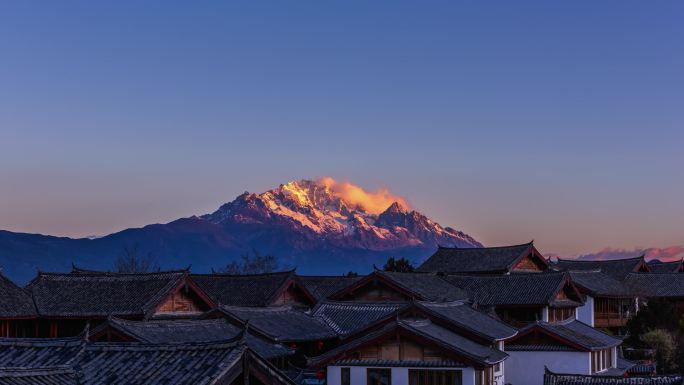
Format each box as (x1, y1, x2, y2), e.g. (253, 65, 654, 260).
(628, 271, 684, 276)
(36, 269, 188, 277)
(220, 304, 295, 312)
(87, 338, 243, 350)
(0, 335, 84, 346)
(317, 299, 408, 306)
(557, 255, 644, 263)
(378, 270, 442, 276)
(192, 269, 296, 278)
(448, 270, 567, 278)
(548, 317, 576, 326)
(566, 268, 603, 273)
(416, 299, 468, 307)
(437, 241, 533, 251)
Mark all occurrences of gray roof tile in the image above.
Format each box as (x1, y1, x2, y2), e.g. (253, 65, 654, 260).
(545, 368, 682, 385)
(417, 242, 538, 274)
(298, 276, 361, 301)
(648, 260, 684, 273)
(376, 271, 469, 302)
(0, 338, 296, 385)
(555, 256, 649, 280)
(312, 301, 407, 336)
(569, 271, 633, 297)
(192, 270, 307, 307)
(26, 271, 188, 317)
(0, 274, 35, 318)
(0, 337, 85, 367)
(217, 305, 337, 342)
(510, 319, 621, 351)
(95, 317, 292, 359)
(417, 301, 517, 341)
(309, 318, 507, 368)
(444, 272, 581, 306)
(625, 273, 684, 298)
(0, 366, 77, 385)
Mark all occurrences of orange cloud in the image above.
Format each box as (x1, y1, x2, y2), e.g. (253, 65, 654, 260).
(573, 245, 684, 262)
(319, 177, 410, 214)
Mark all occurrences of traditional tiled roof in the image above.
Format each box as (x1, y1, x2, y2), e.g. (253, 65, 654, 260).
(0, 273, 35, 318)
(507, 319, 621, 352)
(311, 301, 408, 336)
(330, 359, 466, 368)
(298, 275, 362, 301)
(544, 368, 682, 385)
(308, 318, 507, 368)
(0, 366, 78, 385)
(215, 305, 337, 342)
(417, 301, 518, 342)
(26, 270, 197, 318)
(0, 338, 295, 385)
(648, 260, 684, 273)
(568, 270, 634, 298)
(192, 270, 314, 307)
(402, 319, 508, 364)
(92, 317, 292, 359)
(0, 336, 85, 367)
(329, 270, 468, 302)
(376, 271, 469, 301)
(625, 273, 684, 298)
(444, 272, 583, 307)
(554, 256, 650, 280)
(417, 242, 546, 274)
(74, 341, 247, 385)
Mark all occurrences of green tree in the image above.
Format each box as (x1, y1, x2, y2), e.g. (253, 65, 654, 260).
(641, 329, 676, 373)
(383, 257, 415, 273)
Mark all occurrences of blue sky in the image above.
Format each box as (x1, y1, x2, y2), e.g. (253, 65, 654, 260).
(0, 1, 682, 256)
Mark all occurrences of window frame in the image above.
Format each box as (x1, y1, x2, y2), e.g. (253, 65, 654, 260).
(367, 368, 392, 385)
(340, 367, 350, 385)
(408, 369, 462, 385)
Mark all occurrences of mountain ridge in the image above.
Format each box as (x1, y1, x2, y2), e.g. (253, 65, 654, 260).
(0, 178, 481, 283)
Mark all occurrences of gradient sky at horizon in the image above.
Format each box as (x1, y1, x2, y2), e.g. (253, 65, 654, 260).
(1, 1, 683, 257)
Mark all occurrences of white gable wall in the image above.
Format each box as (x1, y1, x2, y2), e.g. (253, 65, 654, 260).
(326, 365, 476, 385)
(576, 296, 594, 326)
(505, 351, 589, 385)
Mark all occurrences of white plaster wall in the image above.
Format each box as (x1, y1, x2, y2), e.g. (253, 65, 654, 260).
(505, 351, 590, 385)
(576, 296, 594, 326)
(462, 367, 476, 385)
(326, 365, 475, 385)
(327, 366, 341, 385)
(541, 306, 549, 322)
(350, 367, 366, 385)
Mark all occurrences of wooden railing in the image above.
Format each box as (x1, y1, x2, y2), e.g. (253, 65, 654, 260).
(594, 312, 630, 327)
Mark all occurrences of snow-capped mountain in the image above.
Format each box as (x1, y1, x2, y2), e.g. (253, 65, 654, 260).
(0, 179, 480, 282)
(201, 179, 480, 251)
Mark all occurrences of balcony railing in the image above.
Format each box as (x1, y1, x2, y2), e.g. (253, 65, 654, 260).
(594, 312, 631, 327)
